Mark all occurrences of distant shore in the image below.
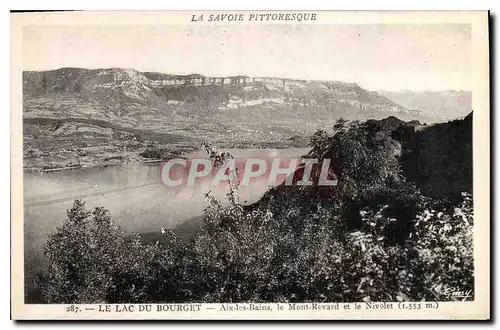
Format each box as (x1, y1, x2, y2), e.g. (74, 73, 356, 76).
(23, 139, 310, 173)
(23, 156, 175, 173)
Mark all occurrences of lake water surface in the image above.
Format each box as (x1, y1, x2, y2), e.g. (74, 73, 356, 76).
(24, 148, 310, 286)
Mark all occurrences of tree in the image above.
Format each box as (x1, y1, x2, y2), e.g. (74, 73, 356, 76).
(36, 200, 159, 303)
(36, 200, 93, 303)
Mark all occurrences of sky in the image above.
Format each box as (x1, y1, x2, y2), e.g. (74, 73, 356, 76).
(22, 24, 472, 91)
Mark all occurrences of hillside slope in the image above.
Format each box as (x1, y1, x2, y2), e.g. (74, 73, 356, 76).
(396, 112, 472, 200)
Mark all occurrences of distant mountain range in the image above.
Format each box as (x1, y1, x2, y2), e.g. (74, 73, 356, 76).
(379, 90, 472, 120)
(22, 68, 446, 169)
(23, 68, 441, 138)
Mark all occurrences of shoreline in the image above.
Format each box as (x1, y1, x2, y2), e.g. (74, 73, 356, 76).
(23, 158, 166, 173)
(22, 143, 310, 173)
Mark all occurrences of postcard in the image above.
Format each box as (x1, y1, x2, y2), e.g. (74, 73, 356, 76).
(10, 10, 490, 320)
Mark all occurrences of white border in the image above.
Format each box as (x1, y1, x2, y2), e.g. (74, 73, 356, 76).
(4, 2, 497, 328)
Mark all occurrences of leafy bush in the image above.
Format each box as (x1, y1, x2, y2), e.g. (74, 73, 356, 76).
(399, 193, 474, 300)
(344, 192, 473, 302)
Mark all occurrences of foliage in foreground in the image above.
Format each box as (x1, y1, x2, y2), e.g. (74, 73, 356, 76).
(36, 119, 474, 303)
(36, 193, 473, 303)
(36, 201, 159, 303)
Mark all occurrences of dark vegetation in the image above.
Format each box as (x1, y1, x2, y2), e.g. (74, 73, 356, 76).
(34, 115, 473, 303)
(396, 112, 473, 201)
(138, 144, 186, 161)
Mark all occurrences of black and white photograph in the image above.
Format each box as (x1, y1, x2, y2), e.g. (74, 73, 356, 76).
(10, 10, 490, 320)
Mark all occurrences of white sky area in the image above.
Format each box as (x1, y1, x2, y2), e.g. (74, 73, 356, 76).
(22, 24, 471, 91)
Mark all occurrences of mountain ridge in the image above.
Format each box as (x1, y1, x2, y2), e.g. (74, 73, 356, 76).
(379, 89, 472, 120)
(23, 67, 443, 170)
(23, 67, 440, 125)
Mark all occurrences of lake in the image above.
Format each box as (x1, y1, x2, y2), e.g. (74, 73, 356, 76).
(23, 147, 310, 291)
